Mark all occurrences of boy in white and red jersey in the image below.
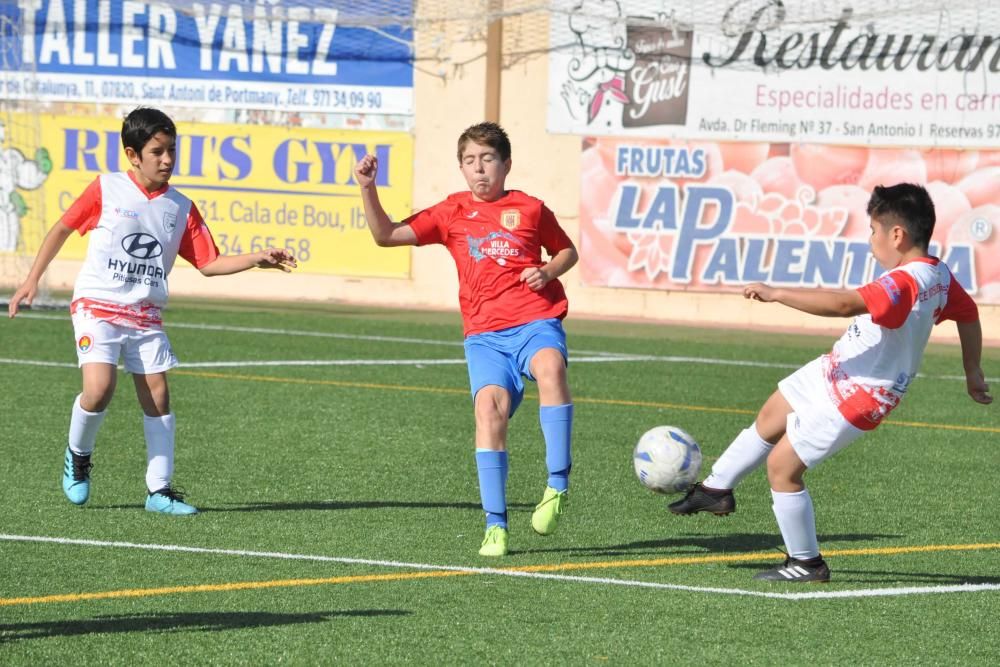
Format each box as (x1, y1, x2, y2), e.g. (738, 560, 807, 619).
(669, 183, 992, 582)
(8, 107, 296, 515)
(354, 122, 578, 556)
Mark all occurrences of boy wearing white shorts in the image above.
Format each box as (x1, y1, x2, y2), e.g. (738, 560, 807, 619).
(668, 183, 992, 582)
(8, 107, 296, 515)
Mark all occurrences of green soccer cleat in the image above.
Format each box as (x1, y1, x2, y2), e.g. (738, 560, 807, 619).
(478, 525, 509, 557)
(62, 447, 92, 505)
(145, 486, 198, 516)
(531, 486, 567, 536)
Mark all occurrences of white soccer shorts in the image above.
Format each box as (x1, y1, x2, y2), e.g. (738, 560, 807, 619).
(777, 357, 865, 468)
(71, 314, 179, 374)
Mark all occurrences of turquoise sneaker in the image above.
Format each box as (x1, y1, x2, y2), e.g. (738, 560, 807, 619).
(531, 486, 567, 536)
(478, 525, 509, 557)
(145, 487, 198, 515)
(62, 447, 92, 505)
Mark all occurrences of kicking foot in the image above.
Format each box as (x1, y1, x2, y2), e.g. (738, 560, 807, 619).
(667, 483, 735, 516)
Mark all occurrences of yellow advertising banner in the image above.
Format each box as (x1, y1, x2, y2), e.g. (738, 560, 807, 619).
(19, 113, 412, 277)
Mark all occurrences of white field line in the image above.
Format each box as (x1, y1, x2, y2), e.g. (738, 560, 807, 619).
(11, 312, 626, 358)
(6, 313, 993, 382)
(0, 355, 987, 384)
(2, 534, 998, 602)
(0, 355, 787, 369)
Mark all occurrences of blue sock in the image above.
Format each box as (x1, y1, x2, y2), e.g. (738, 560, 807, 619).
(540, 404, 573, 492)
(475, 449, 508, 529)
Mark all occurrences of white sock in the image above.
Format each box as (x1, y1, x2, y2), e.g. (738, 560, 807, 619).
(144, 413, 175, 493)
(68, 394, 107, 455)
(703, 422, 774, 490)
(771, 489, 820, 560)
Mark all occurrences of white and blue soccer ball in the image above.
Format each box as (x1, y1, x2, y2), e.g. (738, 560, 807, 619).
(633, 425, 702, 495)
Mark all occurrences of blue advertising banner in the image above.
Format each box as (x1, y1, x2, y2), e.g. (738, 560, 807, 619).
(1, 0, 414, 114)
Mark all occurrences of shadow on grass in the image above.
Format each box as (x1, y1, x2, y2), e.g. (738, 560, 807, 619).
(0, 609, 409, 642)
(517, 532, 902, 556)
(88, 498, 536, 512)
(192, 500, 534, 513)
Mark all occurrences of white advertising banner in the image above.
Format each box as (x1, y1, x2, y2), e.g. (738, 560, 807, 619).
(548, 1, 1000, 148)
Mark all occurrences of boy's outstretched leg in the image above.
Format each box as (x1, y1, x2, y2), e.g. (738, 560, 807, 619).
(532, 403, 572, 535)
(668, 422, 773, 515)
(669, 390, 790, 516)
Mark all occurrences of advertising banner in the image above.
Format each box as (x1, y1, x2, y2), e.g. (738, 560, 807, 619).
(7, 113, 412, 277)
(549, 1, 1000, 148)
(1, 0, 413, 115)
(580, 137, 1000, 303)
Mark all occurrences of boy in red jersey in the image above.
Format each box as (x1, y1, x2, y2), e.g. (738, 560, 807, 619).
(355, 122, 578, 556)
(669, 183, 992, 582)
(8, 107, 296, 515)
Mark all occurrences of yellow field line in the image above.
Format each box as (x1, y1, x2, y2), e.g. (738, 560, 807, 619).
(0, 570, 473, 607)
(173, 370, 1000, 433)
(3, 542, 998, 608)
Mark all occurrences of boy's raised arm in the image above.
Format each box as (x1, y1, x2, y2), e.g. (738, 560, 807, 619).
(198, 248, 297, 276)
(743, 283, 868, 318)
(355, 154, 417, 247)
(956, 319, 992, 405)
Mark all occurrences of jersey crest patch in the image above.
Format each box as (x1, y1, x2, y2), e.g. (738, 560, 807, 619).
(500, 209, 520, 231)
(163, 212, 177, 233)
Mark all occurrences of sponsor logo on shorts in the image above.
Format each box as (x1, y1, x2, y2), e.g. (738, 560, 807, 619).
(77, 334, 94, 353)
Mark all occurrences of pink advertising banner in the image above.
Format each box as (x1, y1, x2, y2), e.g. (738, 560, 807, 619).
(579, 138, 1000, 303)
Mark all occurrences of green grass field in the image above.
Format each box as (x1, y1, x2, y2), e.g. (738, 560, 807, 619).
(2, 298, 998, 664)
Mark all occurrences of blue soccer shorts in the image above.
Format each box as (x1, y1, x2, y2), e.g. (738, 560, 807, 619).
(464, 318, 568, 417)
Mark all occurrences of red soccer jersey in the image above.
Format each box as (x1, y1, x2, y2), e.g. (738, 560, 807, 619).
(405, 190, 574, 336)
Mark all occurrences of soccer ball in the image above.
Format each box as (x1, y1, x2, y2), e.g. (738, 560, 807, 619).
(633, 425, 702, 494)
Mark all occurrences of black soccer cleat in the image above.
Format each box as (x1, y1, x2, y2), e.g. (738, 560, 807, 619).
(753, 556, 831, 583)
(667, 483, 736, 516)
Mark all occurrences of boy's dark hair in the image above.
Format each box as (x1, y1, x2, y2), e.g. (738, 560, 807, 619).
(457, 122, 511, 162)
(121, 107, 176, 156)
(866, 183, 936, 249)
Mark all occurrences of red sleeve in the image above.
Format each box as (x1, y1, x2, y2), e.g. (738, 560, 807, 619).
(403, 201, 448, 246)
(177, 203, 220, 269)
(856, 271, 918, 329)
(537, 204, 573, 256)
(61, 178, 102, 234)
(937, 276, 979, 324)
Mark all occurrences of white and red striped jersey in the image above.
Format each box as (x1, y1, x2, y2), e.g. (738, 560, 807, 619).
(63, 172, 219, 329)
(823, 257, 978, 431)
